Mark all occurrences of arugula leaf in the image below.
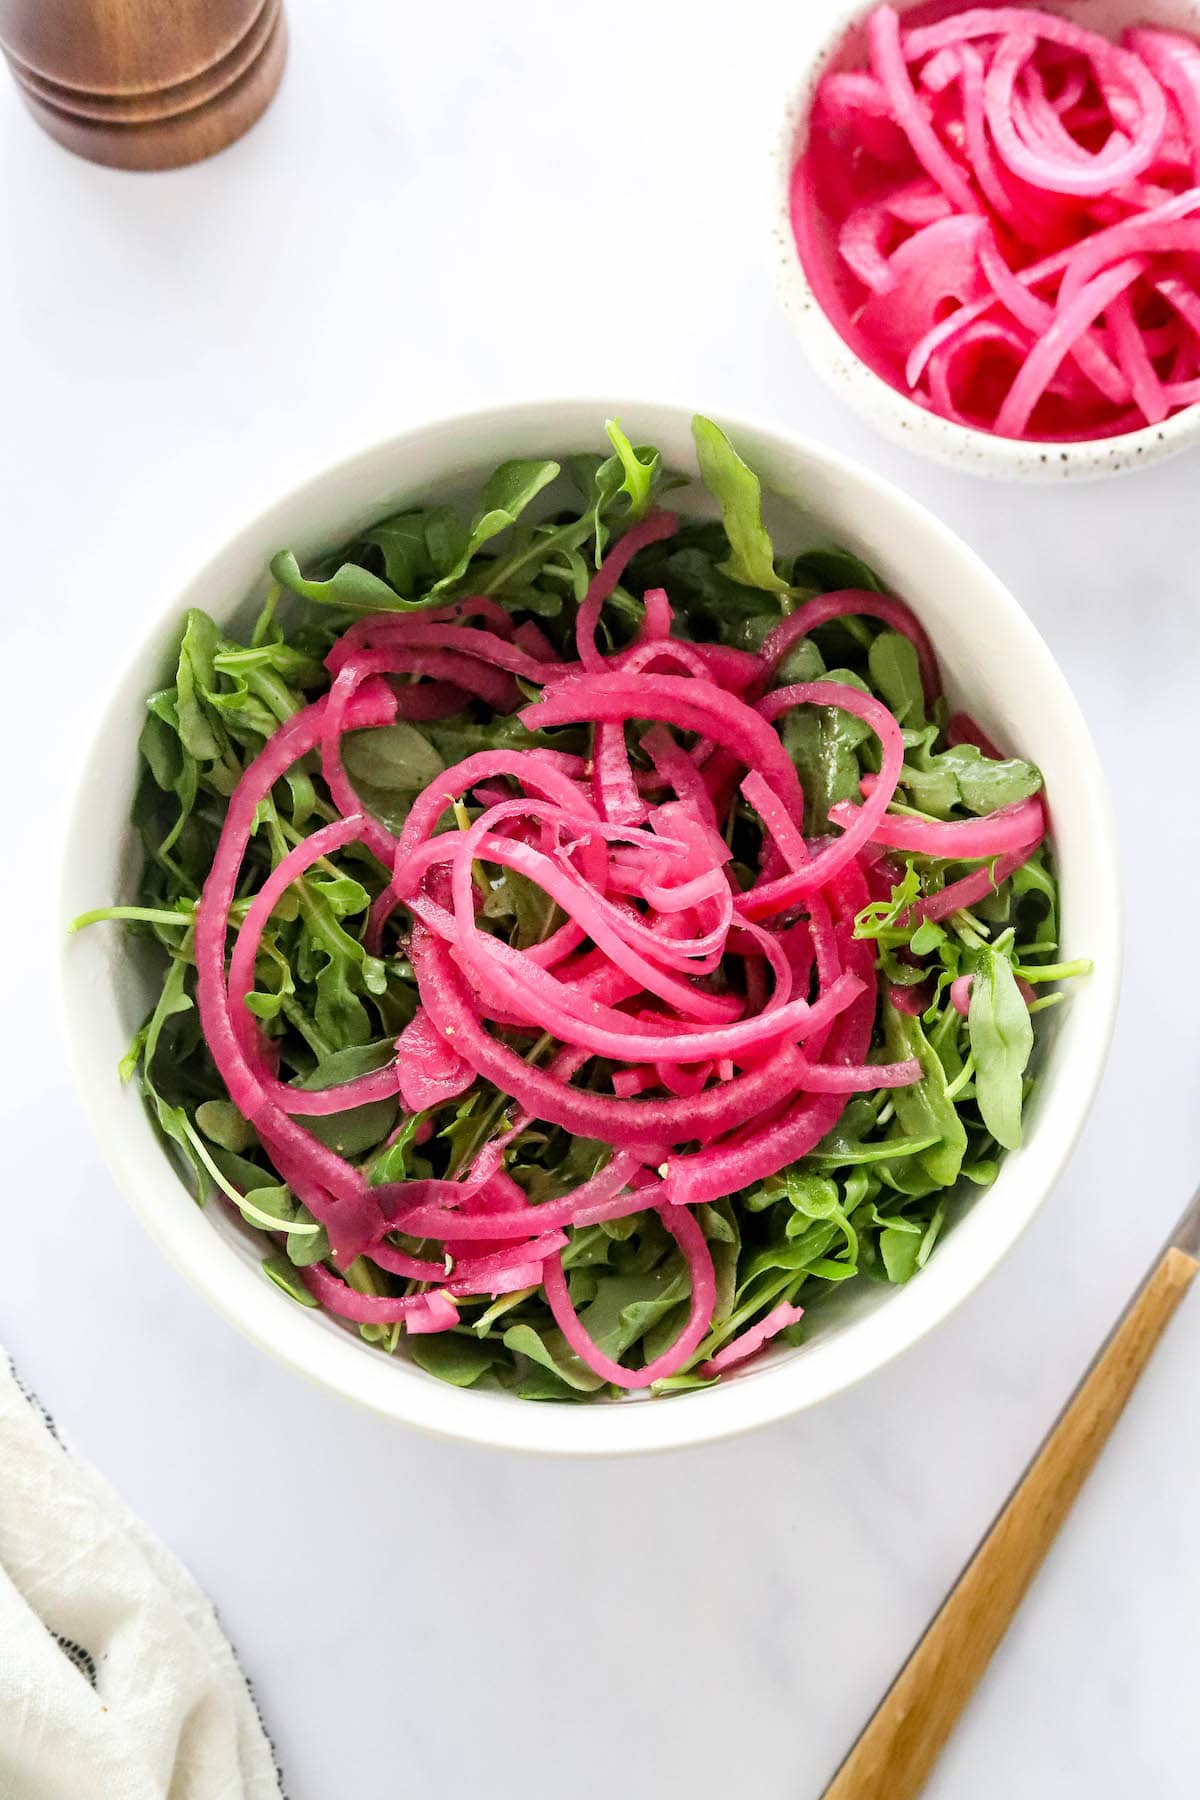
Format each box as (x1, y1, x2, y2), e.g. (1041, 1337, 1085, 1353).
(789, 547, 884, 593)
(578, 1258, 691, 1364)
(880, 1223, 923, 1283)
(883, 1000, 968, 1187)
(195, 1099, 257, 1154)
(968, 948, 1034, 1148)
(409, 1332, 501, 1387)
(691, 415, 789, 595)
(294, 1043, 398, 1156)
(900, 737, 1042, 819)
(342, 723, 445, 793)
(286, 1208, 330, 1267)
(743, 1221, 840, 1283)
(175, 611, 223, 759)
(502, 1322, 605, 1393)
(138, 955, 209, 1192)
(700, 1200, 741, 1327)
(868, 632, 925, 728)
(806, 1133, 941, 1168)
(270, 550, 422, 615)
(139, 703, 184, 791)
(360, 512, 429, 592)
(262, 1255, 319, 1307)
(951, 745, 1042, 814)
(358, 508, 467, 593)
(369, 1110, 426, 1186)
(784, 1171, 840, 1219)
(481, 865, 560, 949)
(775, 634, 826, 685)
(780, 667, 873, 829)
(431, 460, 560, 592)
(422, 714, 579, 763)
(604, 419, 660, 520)
(575, 452, 627, 563)
(424, 507, 469, 579)
(854, 862, 921, 942)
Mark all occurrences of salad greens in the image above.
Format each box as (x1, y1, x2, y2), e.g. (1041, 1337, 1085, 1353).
(76, 415, 1089, 1401)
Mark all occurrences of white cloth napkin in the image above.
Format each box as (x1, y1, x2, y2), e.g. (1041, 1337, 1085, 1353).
(0, 1351, 284, 1800)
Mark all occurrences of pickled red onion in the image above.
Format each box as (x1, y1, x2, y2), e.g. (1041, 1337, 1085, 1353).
(792, 3, 1200, 440)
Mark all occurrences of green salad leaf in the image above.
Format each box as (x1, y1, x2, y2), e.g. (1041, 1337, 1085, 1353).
(969, 947, 1035, 1149)
(602, 419, 660, 521)
(884, 1001, 968, 1188)
(269, 551, 411, 615)
(691, 415, 790, 595)
(431, 458, 560, 591)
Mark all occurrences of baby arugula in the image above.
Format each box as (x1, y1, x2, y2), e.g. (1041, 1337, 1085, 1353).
(74, 416, 1090, 1401)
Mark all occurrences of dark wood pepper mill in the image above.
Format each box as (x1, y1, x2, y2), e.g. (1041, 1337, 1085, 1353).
(0, 0, 286, 170)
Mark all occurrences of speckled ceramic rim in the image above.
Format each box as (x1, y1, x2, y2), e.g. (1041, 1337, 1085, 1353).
(59, 397, 1121, 1456)
(771, 0, 1200, 480)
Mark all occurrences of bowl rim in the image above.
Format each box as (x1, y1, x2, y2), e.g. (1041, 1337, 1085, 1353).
(769, 0, 1200, 480)
(58, 394, 1123, 1455)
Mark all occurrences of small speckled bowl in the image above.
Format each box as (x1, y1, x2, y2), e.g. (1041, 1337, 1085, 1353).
(772, 0, 1200, 479)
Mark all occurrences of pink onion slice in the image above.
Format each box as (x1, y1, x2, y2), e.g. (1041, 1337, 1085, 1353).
(908, 842, 1041, 924)
(194, 686, 398, 1266)
(394, 1006, 475, 1111)
(839, 201, 899, 293)
(739, 682, 906, 917)
(830, 789, 1044, 857)
(1129, 27, 1200, 184)
(540, 1205, 716, 1388)
(758, 589, 941, 708)
(993, 256, 1148, 437)
(1107, 288, 1168, 423)
(226, 812, 401, 1116)
(868, 5, 978, 213)
(698, 1300, 806, 1378)
(575, 510, 679, 670)
(858, 215, 989, 364)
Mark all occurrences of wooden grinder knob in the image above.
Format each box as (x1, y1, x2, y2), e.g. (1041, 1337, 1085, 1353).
(0, 0, 287, 170)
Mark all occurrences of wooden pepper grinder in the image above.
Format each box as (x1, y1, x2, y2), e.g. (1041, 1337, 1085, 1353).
(0, 0, 286, 170)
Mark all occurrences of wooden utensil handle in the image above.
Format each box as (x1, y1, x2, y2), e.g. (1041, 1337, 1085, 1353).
(822, 1246, 1200, 1800)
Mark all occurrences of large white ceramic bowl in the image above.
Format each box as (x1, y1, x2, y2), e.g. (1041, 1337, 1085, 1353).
(60, 399, 1121, 1455)
(772, 0, 1200, 479)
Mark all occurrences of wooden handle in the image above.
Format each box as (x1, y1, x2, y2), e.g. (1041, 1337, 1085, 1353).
(822, 1246, 1200, 1800)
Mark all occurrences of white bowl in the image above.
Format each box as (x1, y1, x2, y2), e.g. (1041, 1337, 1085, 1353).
(772, 0, 1200, 479)
(60, 398, 1121, 1454)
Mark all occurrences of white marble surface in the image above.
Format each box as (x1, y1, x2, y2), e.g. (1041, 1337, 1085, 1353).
(3, 1, 1200, 1794)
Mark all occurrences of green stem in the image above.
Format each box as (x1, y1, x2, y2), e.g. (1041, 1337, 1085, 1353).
(178, 1115, 318, 1235)
(70, 905, 193, 933)
(473, 516, 593, 596)
(1018, 958, 1093, 983)
(944, 1053, 976, 1101)
(251, 583, 281, 648)
(948, 912, 989, 950)
(687, 1268, 799, 1367)
(279, 996, 336, 1060)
